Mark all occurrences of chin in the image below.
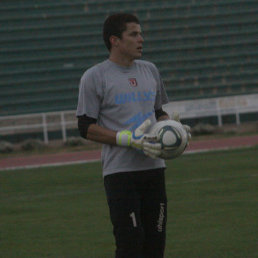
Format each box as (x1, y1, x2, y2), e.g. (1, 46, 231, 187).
(134, 53, 142, 59)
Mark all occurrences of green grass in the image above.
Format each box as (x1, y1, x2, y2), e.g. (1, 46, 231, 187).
(0, 147, 257, 258)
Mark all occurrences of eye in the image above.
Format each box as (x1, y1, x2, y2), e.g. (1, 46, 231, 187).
(130, 32, 138, 37)
(130, 30, 141, 36)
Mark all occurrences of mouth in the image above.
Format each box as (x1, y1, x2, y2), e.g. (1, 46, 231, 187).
(137, 46, 143, 52)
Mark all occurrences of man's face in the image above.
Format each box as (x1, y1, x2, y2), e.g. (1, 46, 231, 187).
(116, 22, 144, 60)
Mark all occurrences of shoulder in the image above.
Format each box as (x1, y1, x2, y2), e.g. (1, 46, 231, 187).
(135, 59, 159, 73)
(135, 59, 160, 77)
(81, 60, 109, 81)
(79, 61, 110, 96)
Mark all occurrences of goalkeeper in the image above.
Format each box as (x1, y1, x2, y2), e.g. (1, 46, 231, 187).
(77, 13, 179, 258)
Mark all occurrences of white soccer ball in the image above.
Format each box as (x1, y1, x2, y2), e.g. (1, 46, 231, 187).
(149, 120, 188, 159)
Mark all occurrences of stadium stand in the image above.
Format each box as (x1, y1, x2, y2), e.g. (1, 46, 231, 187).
(0, 0, 257, 116)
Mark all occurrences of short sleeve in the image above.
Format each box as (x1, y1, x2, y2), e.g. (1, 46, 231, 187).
(149, 63, 169, 110)
(76, 66, 103, 119)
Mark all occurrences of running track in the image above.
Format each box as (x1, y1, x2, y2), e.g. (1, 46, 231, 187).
(0, 135, 257, 171)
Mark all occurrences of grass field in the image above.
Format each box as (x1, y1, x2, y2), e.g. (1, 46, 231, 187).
(1, 147, 257, 258)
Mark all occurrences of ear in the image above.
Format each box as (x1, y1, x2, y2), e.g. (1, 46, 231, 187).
(110, 35, 120, 48)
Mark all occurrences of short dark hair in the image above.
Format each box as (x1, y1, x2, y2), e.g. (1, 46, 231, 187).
(103, 13, 140, 51)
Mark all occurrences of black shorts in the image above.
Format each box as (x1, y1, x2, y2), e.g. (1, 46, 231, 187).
(104, 168, 167, 258)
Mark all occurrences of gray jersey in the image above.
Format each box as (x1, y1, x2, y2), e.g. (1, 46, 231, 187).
(76, 59, 169, 176)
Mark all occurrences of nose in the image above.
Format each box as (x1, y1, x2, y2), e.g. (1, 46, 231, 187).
(138, 34, 144, 43)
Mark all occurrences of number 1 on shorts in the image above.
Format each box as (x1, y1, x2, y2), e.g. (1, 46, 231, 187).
(129, 212, 137, 227)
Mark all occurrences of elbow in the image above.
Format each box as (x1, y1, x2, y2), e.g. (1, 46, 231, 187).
(78, 119, 87, 139)
(77, 115, 97, 139)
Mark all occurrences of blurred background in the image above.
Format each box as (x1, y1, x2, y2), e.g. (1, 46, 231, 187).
(0, 0, 257, 146)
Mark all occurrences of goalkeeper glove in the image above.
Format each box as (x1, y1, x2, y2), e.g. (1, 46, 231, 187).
(171, 112, 191, 141)
(116, 119, 162, 159)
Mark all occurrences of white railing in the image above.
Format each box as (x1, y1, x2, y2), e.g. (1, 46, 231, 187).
(0, 110, 77, 144)
(0, 94, 257, 144)
(163, 93, 258, 126)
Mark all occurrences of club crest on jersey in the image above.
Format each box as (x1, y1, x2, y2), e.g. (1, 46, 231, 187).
(128, 78, 137, 87)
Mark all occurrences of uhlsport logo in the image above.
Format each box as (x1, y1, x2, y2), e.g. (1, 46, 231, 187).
(128, 78, 137, 87)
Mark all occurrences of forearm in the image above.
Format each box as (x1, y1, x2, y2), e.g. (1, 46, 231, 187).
(85, 119, 162, 159)
(82, 117, 169, 145)
(157, 114, 170, 121)
(155, 108, 170, 122)
(86, 123, 117, 145)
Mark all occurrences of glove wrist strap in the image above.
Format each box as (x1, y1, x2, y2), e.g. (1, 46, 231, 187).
(116, 130, 132, 146)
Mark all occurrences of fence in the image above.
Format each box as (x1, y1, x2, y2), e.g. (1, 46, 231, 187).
(0, 94, 257, 144)
(163, 93, 258, 126)
(0, 110, 76, 144)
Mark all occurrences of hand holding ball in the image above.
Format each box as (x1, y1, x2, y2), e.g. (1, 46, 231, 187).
(149, 120, 189, 159)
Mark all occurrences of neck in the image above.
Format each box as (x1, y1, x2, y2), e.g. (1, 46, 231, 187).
(109, 53, 134, 67)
